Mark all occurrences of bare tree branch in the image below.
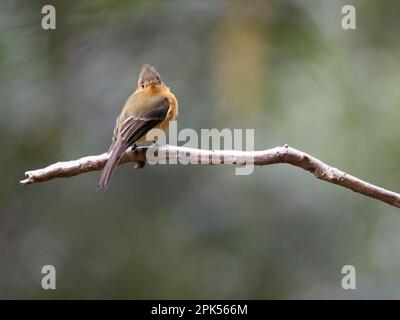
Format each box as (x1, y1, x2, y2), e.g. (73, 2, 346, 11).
(20, 144, 400, 209)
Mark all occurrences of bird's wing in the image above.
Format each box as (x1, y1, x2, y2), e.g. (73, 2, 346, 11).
(118, 95, 170, 147)
(98, 94, 170, 189)
(107, 116, 120, 153)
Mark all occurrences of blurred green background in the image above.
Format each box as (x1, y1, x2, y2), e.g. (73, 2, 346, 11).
(1, 0, 400, 299)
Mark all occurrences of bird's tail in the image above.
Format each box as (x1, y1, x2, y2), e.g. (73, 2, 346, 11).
(97, 143, 125, 190)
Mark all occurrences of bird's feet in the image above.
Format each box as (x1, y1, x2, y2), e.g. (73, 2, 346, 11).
(130, 144, 146, 169)
(133, 161, 145, 169)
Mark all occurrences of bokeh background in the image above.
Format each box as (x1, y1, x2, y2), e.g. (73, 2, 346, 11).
(1, 0, 400, 299)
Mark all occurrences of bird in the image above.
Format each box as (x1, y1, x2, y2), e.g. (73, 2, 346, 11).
(97, 64, 179, 189)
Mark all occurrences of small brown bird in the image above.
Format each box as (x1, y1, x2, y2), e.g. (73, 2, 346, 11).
(97, 64, 178, 189)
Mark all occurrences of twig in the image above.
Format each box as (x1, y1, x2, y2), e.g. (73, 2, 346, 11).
(20, 144, 400, 209)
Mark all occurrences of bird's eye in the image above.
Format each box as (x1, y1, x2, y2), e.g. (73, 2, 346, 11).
(140, 82, 144, 89)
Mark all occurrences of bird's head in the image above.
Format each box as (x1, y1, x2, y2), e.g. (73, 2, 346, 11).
(137, 64, 162, 90)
